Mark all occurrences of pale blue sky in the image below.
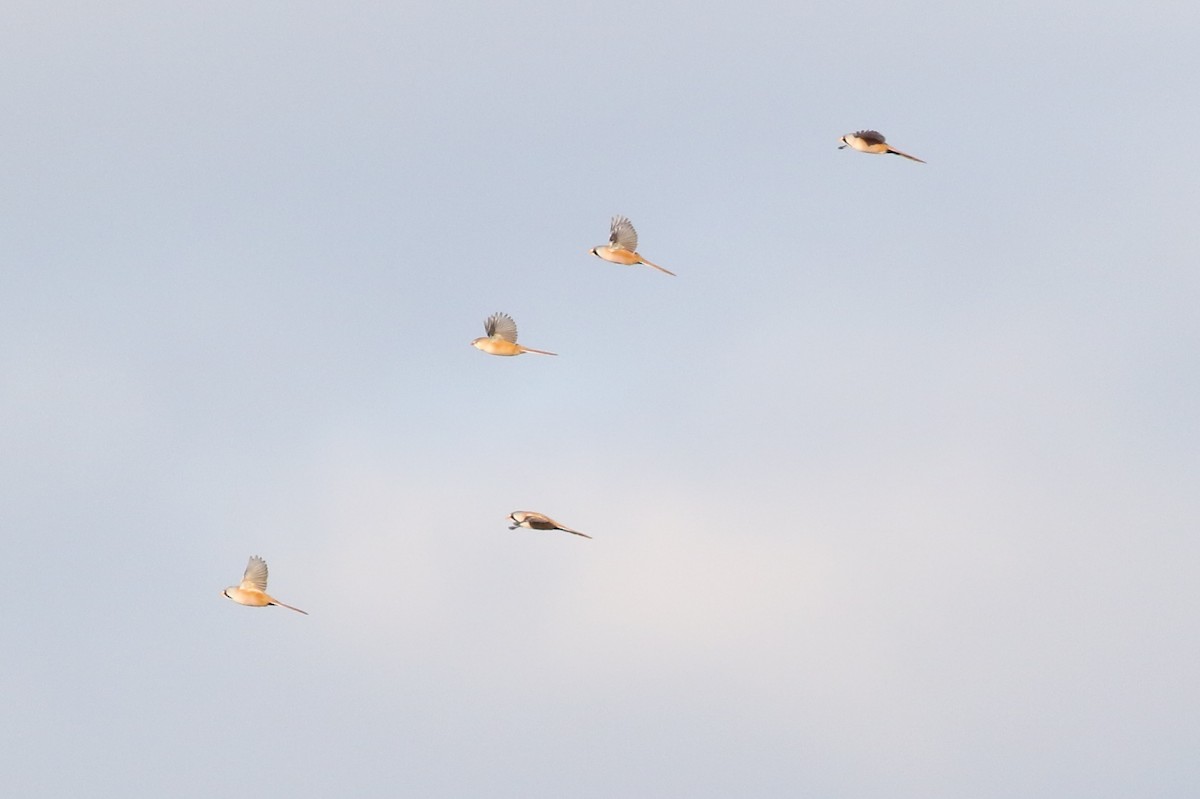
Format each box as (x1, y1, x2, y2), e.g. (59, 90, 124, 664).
(2, 2, 1198, 797)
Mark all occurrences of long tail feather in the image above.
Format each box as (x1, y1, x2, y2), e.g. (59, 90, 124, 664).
(639, 257, 676, 276)
(519, 346, 558, 356)
(888, 148, 926, 164)
(272, 600, 309, 615)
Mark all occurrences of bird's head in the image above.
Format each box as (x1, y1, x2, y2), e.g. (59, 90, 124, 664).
(470, 337, 485, 349)
(588, 247, 599, 257)
(838, 135, 849, 149)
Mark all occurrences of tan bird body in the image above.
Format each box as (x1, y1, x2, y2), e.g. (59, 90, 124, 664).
(838, 130, 926, 163)
(590, 215, 675, 276)
(222, 555, 308, 614)
(508, 511, 592, 539)
(471, 312, 557, 356)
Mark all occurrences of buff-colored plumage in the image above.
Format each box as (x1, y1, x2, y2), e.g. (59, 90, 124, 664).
(508, 511, 592, 539)
(222, 555, 308, 614)
(471, 312, 557, 356)
(589, 215, 676, 276)
(838, 130, 925, 163)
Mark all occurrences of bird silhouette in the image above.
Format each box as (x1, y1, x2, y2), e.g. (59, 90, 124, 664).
(222, 555, 308, 614)
(508, 511, 592, 539)
(589, 215, 676, 276)
(838, 130, 925, 163)
(471, 312, 557, 356)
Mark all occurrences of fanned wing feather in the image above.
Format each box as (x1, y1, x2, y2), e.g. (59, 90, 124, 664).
(485, 312, 518, 343)
(854, 130, 887, 145)
(239, 555, 269, 592)
(609, 215, 638, 252)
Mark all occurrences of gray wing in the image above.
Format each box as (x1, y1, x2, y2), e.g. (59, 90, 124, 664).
(485, 312, 518, 343)
(609, 215, 638, 252)
(239, 555, 269, 592)
(854, 130, 887, 145)
(525, 513, 559, 530)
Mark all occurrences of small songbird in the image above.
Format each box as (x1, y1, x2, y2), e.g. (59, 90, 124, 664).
(838, 130, 926, 163)
(222, 555, 308, 615)
(508, 511, 592, 539)
(589, 215, 676, 276)
(471, 312, 557, 356)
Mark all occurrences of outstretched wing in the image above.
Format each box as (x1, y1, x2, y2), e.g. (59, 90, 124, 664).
(609, 215, 638, 252)
(853, 130, 887, 145)
(484, 312, 518, 343)
(239, 555, 269, 592)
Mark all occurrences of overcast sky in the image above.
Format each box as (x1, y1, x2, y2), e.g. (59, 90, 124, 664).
(2, 2, 1198, 797)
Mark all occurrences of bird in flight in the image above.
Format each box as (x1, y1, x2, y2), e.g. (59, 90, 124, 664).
(838, 130, 926, 163)
(222, 555, 308, 615)
(471, 312, 557, 356)
(508, 511, 592, 539)
(589, 215, 676, 276)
